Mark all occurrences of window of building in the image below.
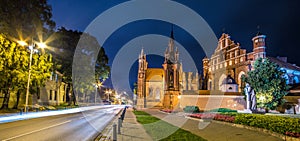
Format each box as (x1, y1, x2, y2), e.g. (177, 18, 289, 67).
(49, 90, 52, 100)
(54, 91, 57, 100)
(155, 88, 160, 100)
(222, 39, 225, 48)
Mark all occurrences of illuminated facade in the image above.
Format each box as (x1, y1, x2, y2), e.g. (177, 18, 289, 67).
(137, 31, 300, 110)
(203, 33, 267, 92)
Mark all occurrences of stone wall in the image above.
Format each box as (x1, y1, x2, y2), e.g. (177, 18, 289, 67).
(179, 94, 246, 110)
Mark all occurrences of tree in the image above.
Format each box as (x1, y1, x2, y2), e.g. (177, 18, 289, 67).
(0, 0, 55, 39)
(51, 29, 110, 105)
(242, 58, 290, 110)
(72, 33, 110, 104)
(0, 34, 52, 109)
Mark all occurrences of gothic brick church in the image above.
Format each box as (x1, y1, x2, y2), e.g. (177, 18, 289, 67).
(136, 30, 300, 110)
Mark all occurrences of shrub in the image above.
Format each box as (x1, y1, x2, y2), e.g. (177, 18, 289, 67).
(234, 114, 300, 138)
(183, 106, 200, 113)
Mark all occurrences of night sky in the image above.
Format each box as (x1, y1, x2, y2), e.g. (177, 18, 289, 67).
(49, 0, 300, 93)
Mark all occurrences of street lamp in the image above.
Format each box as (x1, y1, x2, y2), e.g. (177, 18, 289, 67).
(94, 82, 103, 105)
(105, 89, 112, 102)
(18, 40, 46, 113)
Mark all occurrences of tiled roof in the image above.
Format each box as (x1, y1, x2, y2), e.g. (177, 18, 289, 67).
(267, 57, 300, 71)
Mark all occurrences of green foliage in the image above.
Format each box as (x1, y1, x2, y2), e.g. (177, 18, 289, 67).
(0, 34, 52, 109)
(208, 108, 237, 113)
(242, 58, 290, 110)
(51, 29, 110, 103)
(183, 106, 200, 113)
(51, 27, 82, 83)
(0, 0, 55, 39)
(133, 111, 206, 141)
(72, 33, 110, 103)
(234, 114, 300, 135)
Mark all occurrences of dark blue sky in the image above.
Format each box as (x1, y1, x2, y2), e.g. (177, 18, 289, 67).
(49, 0, 300, 91)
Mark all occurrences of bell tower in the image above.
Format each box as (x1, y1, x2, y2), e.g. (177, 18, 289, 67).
(162, 27, 180, 109)
(137, 48, 148, 108)
(252, 33, 266, 61)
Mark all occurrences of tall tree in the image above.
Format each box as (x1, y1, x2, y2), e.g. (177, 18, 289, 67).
(0, 0, 55, 39)
(242, 58, 290, 110)
(51, 28, 110, 105)
(72, 33, 110, 104)
(0, 34, 52, 109)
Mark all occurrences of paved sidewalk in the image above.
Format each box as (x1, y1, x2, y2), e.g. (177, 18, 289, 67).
(117, 108, 152, 141)
(143, 109, 284, 141)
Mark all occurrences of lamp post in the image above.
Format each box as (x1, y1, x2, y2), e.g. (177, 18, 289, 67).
(18, 40, 46, 113)
(105, 89, 112, 102)
(94, 85, 97, 104)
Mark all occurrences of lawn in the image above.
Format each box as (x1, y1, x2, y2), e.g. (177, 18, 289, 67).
(133, 111, 207, 141)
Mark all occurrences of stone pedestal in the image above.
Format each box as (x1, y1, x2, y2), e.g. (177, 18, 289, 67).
(238, 109, 252, 113)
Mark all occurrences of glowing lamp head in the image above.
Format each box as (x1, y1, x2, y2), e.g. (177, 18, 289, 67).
(17, 41, 28, 46)
(36, 42, 47, 48)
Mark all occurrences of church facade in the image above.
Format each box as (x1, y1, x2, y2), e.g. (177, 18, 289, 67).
(204, 33, 267, 92)
(136, 31, 300, 110)
(137, 30, 202, 109)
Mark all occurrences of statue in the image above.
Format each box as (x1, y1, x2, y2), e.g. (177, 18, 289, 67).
(244, 83, 257, 111)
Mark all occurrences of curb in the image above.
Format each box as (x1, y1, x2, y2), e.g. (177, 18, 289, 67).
(94, 108, 124, 141)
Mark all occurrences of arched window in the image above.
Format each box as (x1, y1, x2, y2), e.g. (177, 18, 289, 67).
(149, 88, 153, 97)
(155, 88, 160, 100)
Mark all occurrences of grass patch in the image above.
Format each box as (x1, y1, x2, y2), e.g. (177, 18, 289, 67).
(133, 110, 150, 115)
(133, 110, 207, 141)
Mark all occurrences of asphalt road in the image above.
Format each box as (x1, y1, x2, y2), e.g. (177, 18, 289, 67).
(0, 106, 122, 141)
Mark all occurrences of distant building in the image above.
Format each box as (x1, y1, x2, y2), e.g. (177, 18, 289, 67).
(37, 71, 67, 106)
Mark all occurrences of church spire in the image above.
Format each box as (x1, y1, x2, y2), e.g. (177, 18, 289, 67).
(170, 24, 174, 40)
(165, 25, 177, 63)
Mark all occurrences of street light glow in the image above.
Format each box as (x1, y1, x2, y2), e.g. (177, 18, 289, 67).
(36, 42, 47, 48)
(16, 40, 48, 113)
(17, 40, 28, 46)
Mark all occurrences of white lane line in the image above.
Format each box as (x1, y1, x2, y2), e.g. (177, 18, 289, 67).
(2, 120, 72, 141)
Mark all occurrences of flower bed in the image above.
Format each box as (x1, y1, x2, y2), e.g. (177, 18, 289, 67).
(188, 113, 235, 123)
(187, 113, 300, 138)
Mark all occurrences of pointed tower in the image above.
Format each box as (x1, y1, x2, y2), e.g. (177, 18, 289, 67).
(162, 27, 180, 109)
(137, 48, 148, 108)
(252, 32, 266, 60)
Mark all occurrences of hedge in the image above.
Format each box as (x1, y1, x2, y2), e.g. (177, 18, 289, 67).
(208, 108, 237, 113)
(234, 114, 300, 138)
(188, 112, 300, 138)
(183, 106, 200, 113)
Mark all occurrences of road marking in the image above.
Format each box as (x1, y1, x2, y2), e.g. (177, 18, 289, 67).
(2, 120, 72, 141)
